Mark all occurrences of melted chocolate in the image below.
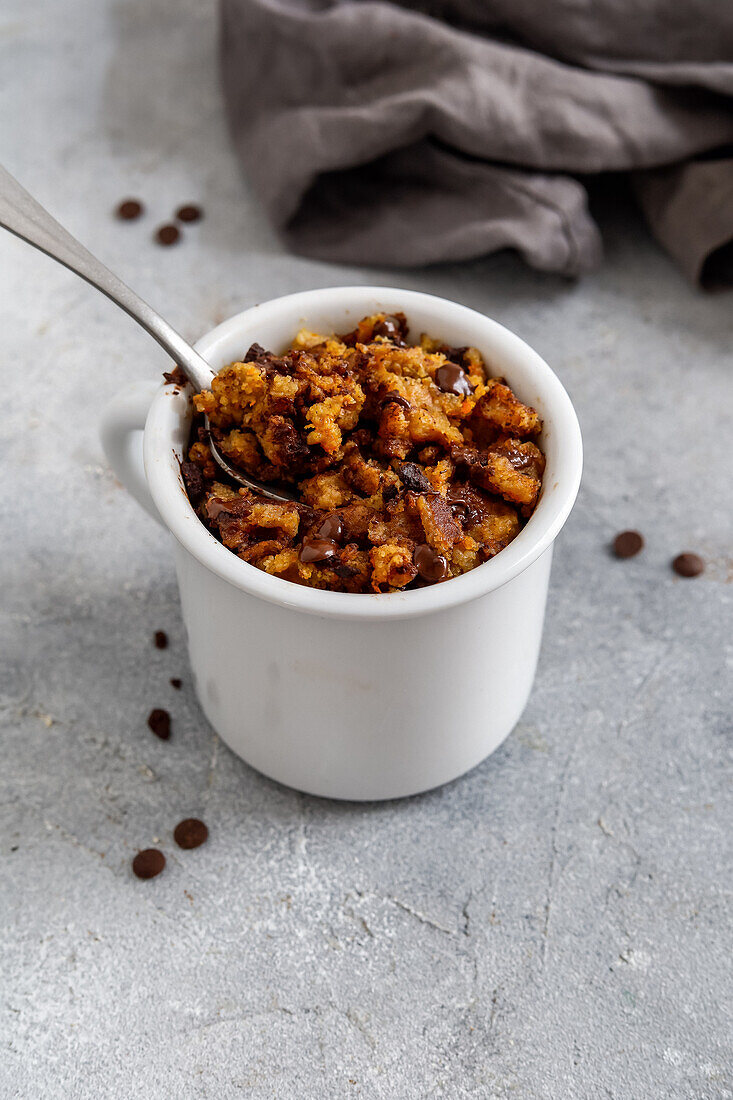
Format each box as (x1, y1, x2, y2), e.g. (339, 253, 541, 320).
(447, 487, 485, 528)
(205, 498, 233, 521)
(500, 443, 534, 470)
(311, 513, 345, 543)
(181, 461, 205, 504)
(435, 362, 474, 397)
(382, 392, 411, 412)
(449, 500, 472, 525)
(414, 544, 449, 583)
(299, 537, 339, 564)
(372, 314, 408, 345)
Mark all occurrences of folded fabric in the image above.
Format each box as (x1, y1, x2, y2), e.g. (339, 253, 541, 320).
(220, 0, 733, 285)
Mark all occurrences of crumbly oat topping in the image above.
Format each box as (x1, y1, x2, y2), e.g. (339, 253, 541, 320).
(183, 312, 545, 593)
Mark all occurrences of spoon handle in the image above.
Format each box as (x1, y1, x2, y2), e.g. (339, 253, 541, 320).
(0, 164, 213, 392)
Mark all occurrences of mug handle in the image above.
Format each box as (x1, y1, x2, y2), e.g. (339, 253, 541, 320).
(100, 380, 164, 526)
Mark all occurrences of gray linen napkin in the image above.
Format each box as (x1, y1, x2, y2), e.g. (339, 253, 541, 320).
(220, 0, 733, 285)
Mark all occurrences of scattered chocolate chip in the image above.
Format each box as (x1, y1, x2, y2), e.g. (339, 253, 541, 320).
(414, 543, 449, 583)
(299, 537, 339, 564)
(175, 203, 203, 223)
(181, 461, 205, 505)
(382, 484, 399, 502)
(147, 708, 171, 740)
(170, 678, 182, 690)
(116, 199, 143, 221)
(174, 818, 209, 849)
(154, 630, 168, 649)
(613, 530, 644, 559)
(132, 848, 165, 879)
(311, 513, 345, 543)
(155, 224, 180, 246)
(435, 362, 474, 396)
(397, 462, 433, 494)
(672, 552, 704, 578)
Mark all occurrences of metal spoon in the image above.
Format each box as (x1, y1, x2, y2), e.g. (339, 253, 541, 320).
(0, 164, 296, 503)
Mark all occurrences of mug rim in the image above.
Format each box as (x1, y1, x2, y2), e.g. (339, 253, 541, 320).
(143, 286, 582, 621)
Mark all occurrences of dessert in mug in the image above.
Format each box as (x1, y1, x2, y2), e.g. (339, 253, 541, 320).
(181, 312, 545, 593)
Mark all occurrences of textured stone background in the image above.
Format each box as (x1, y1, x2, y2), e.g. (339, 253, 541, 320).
(1, 1, 732, 1097)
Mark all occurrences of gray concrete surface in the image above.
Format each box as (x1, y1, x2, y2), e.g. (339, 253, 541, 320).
(1, 1, 732, 1097)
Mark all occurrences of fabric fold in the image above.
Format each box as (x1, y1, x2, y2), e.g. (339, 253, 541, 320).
(635, 159, 733, 288)
(221, 0, 733, 285)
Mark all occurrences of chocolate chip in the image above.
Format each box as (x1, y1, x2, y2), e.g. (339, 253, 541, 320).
(447, 488, 485, 527)
(132, 848, 165, 879)
(382, 484, 399, 502)
(116, 199, 143, 221)
(672, 552, 704, 578)
(175, 204, 203, 223)
(311, 513, 345, 543)
(397, 463, 433, 494)
(299, 537, 339, 564)
(170, 678, 182, 690)
(245, 343, 268, 363)
(181, 461, 205, 504)
(147, 708, 171, 740)
(435, 362, 474, 396)
(155, 224, 180, 246)
(613, 531, 644, 559)
(372, 314, 408, 345)
(414, 543, 449, 583)
(154, 630, 168, 649)
(174, 818, 208, 849)
(500, 443, 534, 471)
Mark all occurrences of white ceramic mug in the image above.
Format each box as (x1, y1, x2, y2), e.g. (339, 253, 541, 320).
(101, 287, 582, 800)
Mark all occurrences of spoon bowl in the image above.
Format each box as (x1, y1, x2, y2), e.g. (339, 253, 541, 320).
(206, 432, 297, 502)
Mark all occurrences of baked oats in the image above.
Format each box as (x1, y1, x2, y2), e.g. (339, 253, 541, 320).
(181, 312, 545, 593)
